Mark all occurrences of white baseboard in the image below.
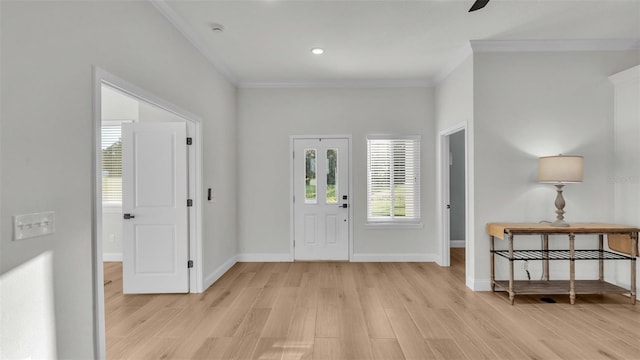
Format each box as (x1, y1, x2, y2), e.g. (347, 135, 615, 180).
(236, 253, 293, 262)
(103, 253, 122, 262)
(351, 253, 438, 262)
(467, 277, 492, 291)
(203, 255, 238, 291)
(450, 240, 466, 248)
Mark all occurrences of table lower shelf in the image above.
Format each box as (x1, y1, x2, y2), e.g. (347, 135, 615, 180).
(493, 280, 630, 295)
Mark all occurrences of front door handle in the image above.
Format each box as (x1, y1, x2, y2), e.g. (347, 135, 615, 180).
(123, 213, 135, 220)
(338, 204, 348, 208)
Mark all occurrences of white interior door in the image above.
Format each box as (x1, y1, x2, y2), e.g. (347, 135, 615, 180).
(294, 138, 349, 260)
(122, 122, 189, 294)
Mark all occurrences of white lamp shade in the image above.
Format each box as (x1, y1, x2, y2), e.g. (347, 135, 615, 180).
(538, 155, 583, 183)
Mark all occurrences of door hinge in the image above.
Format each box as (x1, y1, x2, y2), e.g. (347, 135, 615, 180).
(293, 195, 295, 203)
(188, 260, 194, 268)
(187, 137, 193, 145)
(187, 199, 193, 207)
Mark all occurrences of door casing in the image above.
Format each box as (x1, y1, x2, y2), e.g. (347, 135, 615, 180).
(92, 66, 203, 359)
(437, 122, 468, 268)
(290, 135, 353, 261)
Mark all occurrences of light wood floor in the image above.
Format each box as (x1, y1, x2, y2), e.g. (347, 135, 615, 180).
(105, 249, 640, 359)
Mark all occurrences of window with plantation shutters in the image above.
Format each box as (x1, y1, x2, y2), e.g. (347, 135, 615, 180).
(102, 121, 131, 206)
(367, 136, 420, 224)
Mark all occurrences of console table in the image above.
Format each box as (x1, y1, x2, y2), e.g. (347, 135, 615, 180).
(487, 223, 638, 305)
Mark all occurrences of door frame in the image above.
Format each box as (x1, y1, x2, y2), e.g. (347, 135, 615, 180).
(91, 66, 204, 359)
(290, 135, 353, 261)
(436, 122, 467, 267)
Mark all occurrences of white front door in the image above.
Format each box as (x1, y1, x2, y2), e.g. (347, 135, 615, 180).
(293, 138, 350, 260)
(122, 122, 189, 294)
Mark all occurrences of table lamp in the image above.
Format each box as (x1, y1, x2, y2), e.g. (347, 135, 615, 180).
(538, 155, 583, 227)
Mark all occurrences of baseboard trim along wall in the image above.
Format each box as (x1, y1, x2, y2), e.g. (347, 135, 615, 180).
(450, 240, 466, 248)
(103, 253, 122, 262)
(203, 255, 238, 290)
(351, 253, 438, 262)
(236, 253, 293, 262)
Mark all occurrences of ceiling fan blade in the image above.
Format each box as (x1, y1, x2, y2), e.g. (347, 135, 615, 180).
(469, 0, 490, 12)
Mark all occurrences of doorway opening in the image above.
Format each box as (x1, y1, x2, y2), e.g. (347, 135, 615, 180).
(438, 124, 467, 270)
(92, 67, 203, 358)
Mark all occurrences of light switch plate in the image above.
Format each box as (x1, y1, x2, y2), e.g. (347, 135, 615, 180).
(13, 211, 55, 241)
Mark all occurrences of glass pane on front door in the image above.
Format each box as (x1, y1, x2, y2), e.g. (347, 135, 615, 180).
(305, 149, 317, 203)
(326, 149, 338, 204)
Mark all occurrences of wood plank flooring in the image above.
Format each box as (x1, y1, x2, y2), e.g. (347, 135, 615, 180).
(104, 249, 640, 359)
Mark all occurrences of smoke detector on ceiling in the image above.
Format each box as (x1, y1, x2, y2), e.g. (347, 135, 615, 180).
(209, 23, 224, 32)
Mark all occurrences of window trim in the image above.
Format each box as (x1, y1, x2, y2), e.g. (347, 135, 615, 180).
(366, 135, 421, 226)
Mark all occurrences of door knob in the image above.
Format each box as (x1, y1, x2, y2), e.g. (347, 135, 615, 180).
(338, 204, 348, 208)
(123, 213, 135, 219)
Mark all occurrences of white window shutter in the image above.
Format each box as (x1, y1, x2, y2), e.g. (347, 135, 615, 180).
(367, 136, 420, 223)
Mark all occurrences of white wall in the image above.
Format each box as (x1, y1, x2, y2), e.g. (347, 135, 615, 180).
(610, 65, 640, 297)
(139, 100, 188, 123)
(434, 55, 474, 271)
(0, 1, 237, 358)
(102, 86, 139, 120)
(435, 56, 473, 132)
(237, 87, 436, 259)
(472, 51, 640, 286)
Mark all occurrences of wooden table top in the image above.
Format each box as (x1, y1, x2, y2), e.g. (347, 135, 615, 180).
(487, 223, 640, 240)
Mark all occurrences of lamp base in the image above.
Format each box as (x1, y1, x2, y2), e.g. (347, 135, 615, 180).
(551, 184, 570, 227)
(551, 219, 570, 227)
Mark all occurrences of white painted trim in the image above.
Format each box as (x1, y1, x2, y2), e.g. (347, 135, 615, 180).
(609, 64, 640, 84)
(102, 253, 123, 262)
(436, 122, 467, 267)
(450, 240, 466, 248)
(470, 39, 640, 53)
(351, 253, 438, 262)
(91, 67, 107, 360)
(290, 135, 353, 262)
(237, 254, 294, 262)
(92, 66, 205, 359)
(148, 0, 238, 85)
(240, 79, 433, 89)
(433, 43, 473, 85)
(203, 255, 238, 290)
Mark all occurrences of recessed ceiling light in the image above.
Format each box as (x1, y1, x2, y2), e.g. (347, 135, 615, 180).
(311, 48, 324, 55)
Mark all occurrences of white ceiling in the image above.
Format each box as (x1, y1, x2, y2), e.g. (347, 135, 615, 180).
(159, 0, 640, 86)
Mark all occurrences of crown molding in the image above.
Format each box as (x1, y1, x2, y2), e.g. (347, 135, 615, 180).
(470, 39, 640, 53)
(239, 79, 434, 89)
(148, 0, 238, 86)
